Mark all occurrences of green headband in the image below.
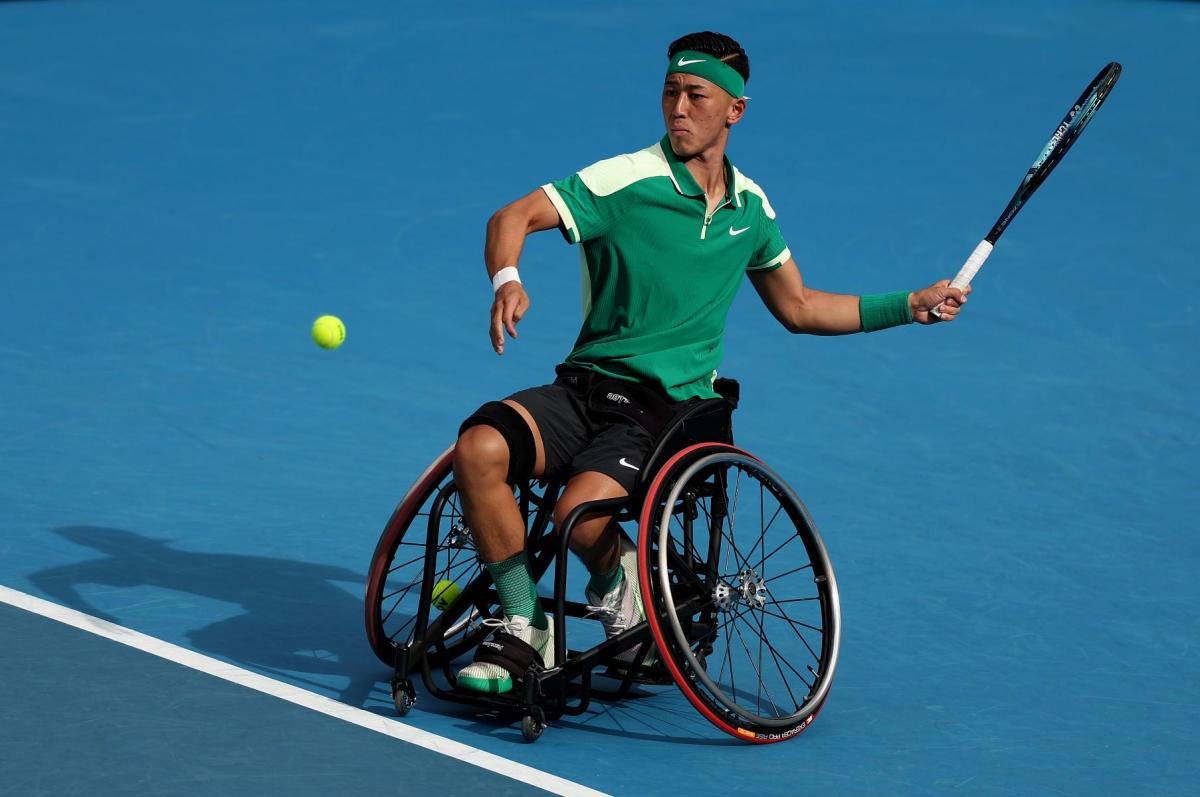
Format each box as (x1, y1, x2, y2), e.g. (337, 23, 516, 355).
(666, 49, 747, 99)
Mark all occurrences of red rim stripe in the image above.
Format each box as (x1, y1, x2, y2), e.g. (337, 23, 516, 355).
(364, 447, 455, 663)
(636, 442, 791, 744)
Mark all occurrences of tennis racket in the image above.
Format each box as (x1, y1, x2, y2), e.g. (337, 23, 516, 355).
(932, 62, 1122, 317)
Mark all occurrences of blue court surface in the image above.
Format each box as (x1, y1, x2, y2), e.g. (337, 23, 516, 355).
(2, 1, 1197, 795)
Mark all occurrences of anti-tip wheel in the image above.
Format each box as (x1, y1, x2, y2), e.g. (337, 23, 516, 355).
(392, 680, 416, 717)
(521, 708, 545, 743)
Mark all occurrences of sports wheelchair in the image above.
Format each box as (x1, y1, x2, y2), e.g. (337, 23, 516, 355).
(364, 379, 841, 743)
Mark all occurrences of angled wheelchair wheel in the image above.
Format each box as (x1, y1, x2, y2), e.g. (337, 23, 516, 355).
(637, 443, 842, 743)
(364, 447, 492, 667)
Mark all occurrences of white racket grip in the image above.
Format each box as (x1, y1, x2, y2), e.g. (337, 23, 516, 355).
(951, 240, 993, 289)
(931, 240, 992, 318)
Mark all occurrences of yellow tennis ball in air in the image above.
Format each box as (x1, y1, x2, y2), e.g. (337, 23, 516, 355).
(311, 315, 345, 350)
(431, 579, 461, 611)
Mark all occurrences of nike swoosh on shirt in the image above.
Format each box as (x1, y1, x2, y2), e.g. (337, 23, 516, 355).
(618, 458, 641, 471)
(729, 226, 751, 236)
(676, 57, 707, 66)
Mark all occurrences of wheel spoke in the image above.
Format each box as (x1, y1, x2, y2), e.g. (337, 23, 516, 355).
(717, 627, 731, 684)
(755, 503, 785, 571)
(728, 605, 783, 718)
(387, 551, 429, 575)
(721, 468, 745, 572)
(762, 562, 813, 585)
(717, 525, 753, 580)
(756, 593, 766, 714)
(717, 607, 738, 698)
(748, 606, 811, 700)
(381, 593, 416, 630)
(758, 605, 822, 662)
(728, 466, 743, 540)
(381, 574, 422, 602)
(443, 558, 480, 583)
(387, 612, 417, 641)
(442, 538, 470, 575)
(755, 530, 801, 573)
(759, 603, 822, 635)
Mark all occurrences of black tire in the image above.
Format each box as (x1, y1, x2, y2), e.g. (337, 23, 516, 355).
(521, 707, 546, 742)
(638, 443, 841, 743)
(392, 679, 415, 716)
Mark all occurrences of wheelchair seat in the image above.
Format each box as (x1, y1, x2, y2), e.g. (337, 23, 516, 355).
(634, 376, 740, 493)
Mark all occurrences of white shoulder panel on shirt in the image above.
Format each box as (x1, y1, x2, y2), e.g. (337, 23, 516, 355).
(734, 168, 777, 220)
(577, 143, 672, 197)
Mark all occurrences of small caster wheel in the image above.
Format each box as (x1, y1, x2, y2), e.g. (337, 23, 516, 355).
(521, 707, 545, 743)
(392, 680, 415, 717)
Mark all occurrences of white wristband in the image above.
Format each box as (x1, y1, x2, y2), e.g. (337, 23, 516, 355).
(492, 266, 521, 292)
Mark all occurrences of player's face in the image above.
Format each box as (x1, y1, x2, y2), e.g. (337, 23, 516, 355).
(662, 73, 742, 156)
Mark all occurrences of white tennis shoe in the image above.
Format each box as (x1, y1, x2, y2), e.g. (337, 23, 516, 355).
(585, 537, 655, 667)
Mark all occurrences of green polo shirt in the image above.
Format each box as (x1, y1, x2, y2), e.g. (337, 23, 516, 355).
(541, 136, 791, 401)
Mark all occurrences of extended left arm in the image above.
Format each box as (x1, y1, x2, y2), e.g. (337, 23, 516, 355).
(748, 258, 969, 334)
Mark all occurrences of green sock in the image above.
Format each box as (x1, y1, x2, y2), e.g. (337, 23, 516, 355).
(587, 564, 623, 598)
(485, 552, 547, 630)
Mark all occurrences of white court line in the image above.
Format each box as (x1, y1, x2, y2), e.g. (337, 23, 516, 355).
(0, 584, 608, 797)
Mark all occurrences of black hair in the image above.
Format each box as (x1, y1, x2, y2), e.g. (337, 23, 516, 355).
(667, 31, 750, 84)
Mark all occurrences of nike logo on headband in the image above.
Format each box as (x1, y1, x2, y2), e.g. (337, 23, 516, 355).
(676, 57, 707, 66)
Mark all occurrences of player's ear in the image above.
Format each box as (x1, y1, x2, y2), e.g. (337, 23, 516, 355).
(726, 96, 746, 127)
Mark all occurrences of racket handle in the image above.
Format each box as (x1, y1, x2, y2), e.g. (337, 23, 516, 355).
(951, 240, 993, 289)
(931, 240, 992, 318)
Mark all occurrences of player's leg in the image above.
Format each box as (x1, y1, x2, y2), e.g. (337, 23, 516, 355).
(453, 399, 545, 564)
(556, 471, 626, 575)
(453, 385, 588, 693)
(558, 423, 656, 660)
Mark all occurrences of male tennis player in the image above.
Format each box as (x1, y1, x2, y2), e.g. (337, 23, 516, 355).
(453, 31, 969, 693)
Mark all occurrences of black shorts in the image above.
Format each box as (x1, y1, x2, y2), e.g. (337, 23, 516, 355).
(505, 366, 686, 494)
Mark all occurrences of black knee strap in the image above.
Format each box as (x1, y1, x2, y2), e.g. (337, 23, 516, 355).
(472, 631, 544, 679)
(459, 401, 535, 484)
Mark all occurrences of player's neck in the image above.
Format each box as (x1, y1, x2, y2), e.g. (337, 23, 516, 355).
(681, 137, 729, 209)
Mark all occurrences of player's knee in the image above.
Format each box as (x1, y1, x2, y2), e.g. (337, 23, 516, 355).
(454, 426, 507, 483)
(552, 489, 619, 531)
(552, 495, 580, 529)
(456, 401, 535, 485)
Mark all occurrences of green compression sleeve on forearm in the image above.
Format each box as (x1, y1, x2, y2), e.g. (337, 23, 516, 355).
(859, 291, 913, 333)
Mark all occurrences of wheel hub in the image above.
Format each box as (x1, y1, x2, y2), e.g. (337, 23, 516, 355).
(712, 580, 735, 611)
(735, 567, 768, 609)
(712, 567, 768, 612)
(445, 521, 474, 549)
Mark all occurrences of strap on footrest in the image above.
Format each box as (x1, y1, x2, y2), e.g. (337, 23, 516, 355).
(472, 631, 543, 679)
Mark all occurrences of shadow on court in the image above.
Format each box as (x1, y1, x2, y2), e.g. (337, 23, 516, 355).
(28, 526, 387, 707)
(29, 526, 753, 745)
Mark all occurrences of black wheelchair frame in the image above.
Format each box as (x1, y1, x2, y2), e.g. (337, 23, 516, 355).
(365, 379, 841, 743)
